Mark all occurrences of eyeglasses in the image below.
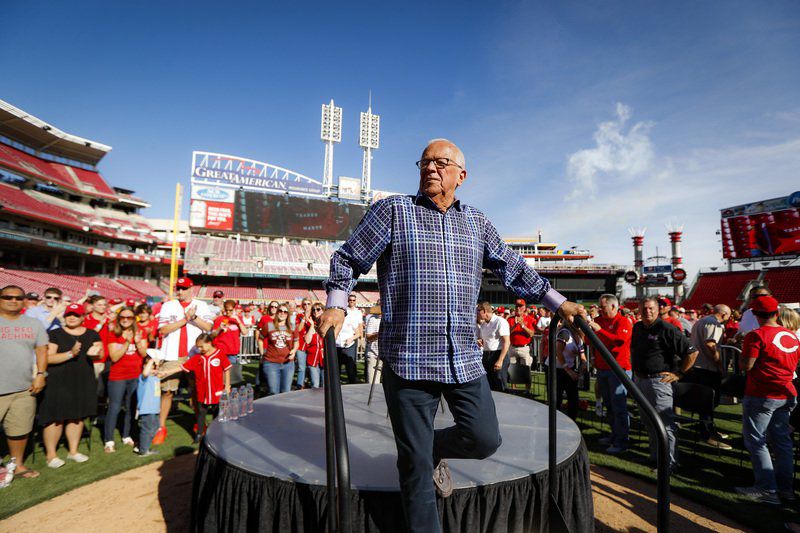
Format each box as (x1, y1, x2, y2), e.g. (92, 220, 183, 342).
(0, 295, 25, 301)
(415, 158, 463, 170)
(278, 309, 289, 314)
(45, 295, 61, 301)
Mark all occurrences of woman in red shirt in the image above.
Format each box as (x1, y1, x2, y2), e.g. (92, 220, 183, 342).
(260, 304, 298, 395)
(103, 307, 148, 452)
(212, 300, 242, 364)
(304, 304, 326, 388)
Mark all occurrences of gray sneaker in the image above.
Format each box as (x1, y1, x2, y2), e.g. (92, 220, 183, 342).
(433, 460, 453, 498)
(735, 486, 780, 505)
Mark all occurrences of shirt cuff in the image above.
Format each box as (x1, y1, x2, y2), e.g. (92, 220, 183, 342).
(326, 289, 349, 309)
(541, 288, 567, 313)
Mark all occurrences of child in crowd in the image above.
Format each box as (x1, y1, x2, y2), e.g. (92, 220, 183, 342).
(136, 350, 162, 456)
(159, 333, 231, 441)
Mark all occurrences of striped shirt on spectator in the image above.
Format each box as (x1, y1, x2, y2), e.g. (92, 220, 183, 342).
(324, 193, 565, 384)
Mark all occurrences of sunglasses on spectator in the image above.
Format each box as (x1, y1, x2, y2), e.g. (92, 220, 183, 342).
(0, 295, 25, 301)
(269, 305, 278, 309)
(119, 315, 135, 320)
(278, 309, 289, 313)
(45, 295, 61, 300)
(348, 298, 357, 302)
(313, 307, 323, 312)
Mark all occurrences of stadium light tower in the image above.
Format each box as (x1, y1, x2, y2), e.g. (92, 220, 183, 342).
(359, 93, 380, 201)
(667, 222, 685, 302)
(628, 227, 646, 301)
(320, 99, 342, 195)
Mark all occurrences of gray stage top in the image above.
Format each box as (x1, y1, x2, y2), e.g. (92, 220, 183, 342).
(205, 384, 582, 491)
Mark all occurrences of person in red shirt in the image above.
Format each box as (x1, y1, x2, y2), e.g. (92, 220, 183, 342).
(294, 298, 314, 389)
(304, 304, 326, 388)
(658, 297, 684, 332)
(736, 295, 800, 504)
(135, 304, 159, 348)
(260, 304, 299, 395)
(588, 294, 633, 453)
(507, 299, 536, 393)
(160, 333, 231, 440)
(103, 307, 148, 452)
(211, 300, 242, 365)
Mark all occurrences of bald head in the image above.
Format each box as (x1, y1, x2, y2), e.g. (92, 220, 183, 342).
(713, 304, 731, 321)
(418, 139, 468, 211)
(424, 139, 466, 169)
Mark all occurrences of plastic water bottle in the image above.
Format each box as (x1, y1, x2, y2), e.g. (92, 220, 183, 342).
(239, 386, 248, 418)
(229, 391, 240, 421)
(218, 392, 229, 422)
(246, 384, 254, 414)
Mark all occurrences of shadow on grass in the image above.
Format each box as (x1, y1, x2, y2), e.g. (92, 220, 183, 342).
(157, 452, 197, 533)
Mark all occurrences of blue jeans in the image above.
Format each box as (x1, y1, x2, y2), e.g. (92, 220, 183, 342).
(598, 369, 631, 448)
(295, 350, 308, 388)
(262, 361, 295, 395)
(138, 413, 159, 453)
(308, 365, 324, 388)
(742, 395, 796, 492)
(105, 378, 138, 443)
(635, 376, 678, 468)
(382, 364, 501, 533)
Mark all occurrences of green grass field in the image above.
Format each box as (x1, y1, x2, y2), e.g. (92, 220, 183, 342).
(3, 364, 800, 530)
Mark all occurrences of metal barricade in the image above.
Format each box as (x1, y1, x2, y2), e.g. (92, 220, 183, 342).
(549, 316, 671, 532)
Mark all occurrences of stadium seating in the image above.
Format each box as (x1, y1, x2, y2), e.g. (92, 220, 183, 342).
(0, 183, 87, 231)
(1, 267, 165, 301)
(762, 267, 800, 304)
(681, 270, 761, 310)
(205, 285, 260, 300)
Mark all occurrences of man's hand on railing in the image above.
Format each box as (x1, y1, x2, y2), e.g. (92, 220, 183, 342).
(319, 308, 345, 339)
(556, 301, 589, 325)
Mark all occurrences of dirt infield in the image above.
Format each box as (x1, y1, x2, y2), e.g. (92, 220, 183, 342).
(0, 454, 749, 532)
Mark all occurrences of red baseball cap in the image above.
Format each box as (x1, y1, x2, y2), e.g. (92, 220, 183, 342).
(213, 290, 224, 298)
(497, 306, 506, 313)
(658, 297, 672, 307)
(125, 298, 137, 307)
(109, 298, 123, 305)
(176, 277, 194, 289)
(751, 295, 779, 313)
(64, 303, 85, 317)
(515, 298, 526, 306)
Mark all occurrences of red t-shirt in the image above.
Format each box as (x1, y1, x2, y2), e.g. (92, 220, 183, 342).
(262, 322, 299, 364)
(106, 331, 143, 381)
(212, 315, 242, 356)
(295, 314, 313, 351)
(84, 314, 109, 363)
(594, 314, 633, 371)
(743, 325, 800, 399)
(181, 348, 232, 404)
(305, 331, 324, 367)
(664, 316, 684, 331)
(508, 315, 536, 347)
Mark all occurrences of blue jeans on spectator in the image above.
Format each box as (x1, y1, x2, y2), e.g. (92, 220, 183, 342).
(138, 414, 159, 453)
(262, 361, 296, 395)
(635, 375, 678, 468)
(598, 369, 631, 449)
(105, 378, 138, 443)
(382, 364, 501, 533)
(308, 365, 324, 388)
(295, 350, 308, 388)
(742, 395, 796, 492)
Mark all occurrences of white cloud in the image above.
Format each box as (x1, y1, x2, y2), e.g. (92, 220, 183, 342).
(565, 103, 655, 199)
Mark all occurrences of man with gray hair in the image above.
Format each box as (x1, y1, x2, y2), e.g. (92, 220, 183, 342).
(685, 303, 733, 449)
(320, 138, 587, 532)
(588, 293, 633, 453)
(631, 296, 698, 472)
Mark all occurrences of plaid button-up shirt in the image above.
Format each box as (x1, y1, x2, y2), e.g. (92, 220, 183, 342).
(325, 193, 565, 384)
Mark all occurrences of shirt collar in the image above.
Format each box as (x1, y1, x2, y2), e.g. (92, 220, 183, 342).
(413, 191, 463, 212)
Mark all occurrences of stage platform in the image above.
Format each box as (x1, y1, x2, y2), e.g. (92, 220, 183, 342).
(192, 384, 593, 532)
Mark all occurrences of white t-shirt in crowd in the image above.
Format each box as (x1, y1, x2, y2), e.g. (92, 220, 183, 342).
(546, 327, 584, 370)
(477, 314, 510, 352)
(337, 306, 363, 348)
(537, 316, 552, 331)
(158, 298, 214, 361)
(365, 315, 381, 356)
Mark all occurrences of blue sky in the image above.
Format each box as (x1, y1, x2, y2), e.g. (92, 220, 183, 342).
(3, 1, 799, 278)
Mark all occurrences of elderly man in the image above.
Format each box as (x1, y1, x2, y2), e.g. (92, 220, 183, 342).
(587, 293, 633, 454)
(631, 296, 698, 472)
(208, 290, 225, 318)
(685, 303, 733, 449)
(153, 277, 213, 444)
(320, 139, 586, 533)
(0, 285, 49, 479)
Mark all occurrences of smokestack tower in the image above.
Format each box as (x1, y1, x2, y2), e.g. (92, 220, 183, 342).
(667, 223, 685, 301)
(628, 227, 646, 301)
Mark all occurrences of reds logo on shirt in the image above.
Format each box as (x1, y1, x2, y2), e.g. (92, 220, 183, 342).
(210, 358, 221, 367)
(773, 331, 800, 354)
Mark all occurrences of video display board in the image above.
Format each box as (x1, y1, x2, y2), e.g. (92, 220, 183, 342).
(720, 192, 800, 262)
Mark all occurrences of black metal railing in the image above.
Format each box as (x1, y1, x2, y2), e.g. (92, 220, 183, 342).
(548, 315, 671, 532)
(323, 329, 352, 532)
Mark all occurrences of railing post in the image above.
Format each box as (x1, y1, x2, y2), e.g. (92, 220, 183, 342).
(323, 329, 352, 532)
